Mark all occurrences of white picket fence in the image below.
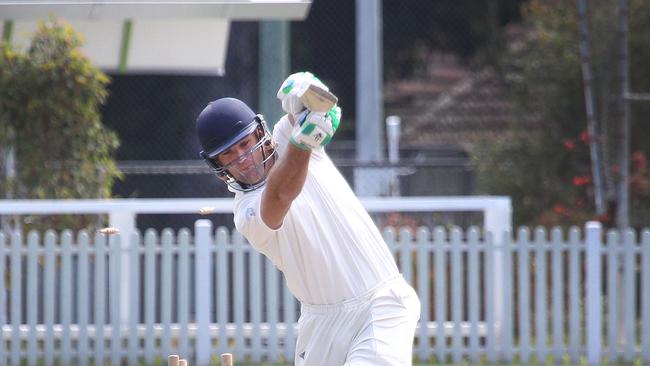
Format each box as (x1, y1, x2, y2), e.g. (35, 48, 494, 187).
(0, 220, 649, 366)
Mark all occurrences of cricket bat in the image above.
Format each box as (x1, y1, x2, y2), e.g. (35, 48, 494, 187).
(299, 84, 338, 113)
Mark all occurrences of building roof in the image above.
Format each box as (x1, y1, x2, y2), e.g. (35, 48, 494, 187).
(0, 0, 312, 75)
(385, 53, 542, 151)
(0, 0, 311, 20)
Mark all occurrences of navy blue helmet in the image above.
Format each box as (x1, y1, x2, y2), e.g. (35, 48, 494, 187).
(196, 98, 276, 191)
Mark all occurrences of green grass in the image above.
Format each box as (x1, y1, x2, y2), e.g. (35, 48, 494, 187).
(234, 364, 636, 366)
(234, 361, 641, 366)
(234, 363, 638, 366)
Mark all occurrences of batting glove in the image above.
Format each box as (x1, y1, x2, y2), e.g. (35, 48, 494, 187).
(290, 106, 342, 151)
(277, 71, 329, 116)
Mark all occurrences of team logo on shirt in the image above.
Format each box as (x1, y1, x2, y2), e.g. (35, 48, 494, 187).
(246, 207, 256, 220)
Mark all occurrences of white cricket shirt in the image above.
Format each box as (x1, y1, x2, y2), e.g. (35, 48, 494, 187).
(232, 115, 399, 305)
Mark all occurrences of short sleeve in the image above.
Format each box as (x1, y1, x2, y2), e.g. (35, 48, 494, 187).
(233, 189, 280, 251)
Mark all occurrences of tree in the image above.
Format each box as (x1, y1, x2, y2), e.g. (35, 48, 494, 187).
(0, 18, 121, 231)
(474, 0, 650, 228)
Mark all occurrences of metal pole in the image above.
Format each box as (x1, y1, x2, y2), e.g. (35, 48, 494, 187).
(259, 21, 290, 130)
(625, 92, 650, 101)
(386, 116, 400, 164)
(616, 0, 631, 348)
(617, 0, 630, 230)
(356, 0, 384, 162)
(386, 116, 400, 196)
(577, 0, 606, 215)
(2, 146, 17, 232)
(355, 0, 384, 195)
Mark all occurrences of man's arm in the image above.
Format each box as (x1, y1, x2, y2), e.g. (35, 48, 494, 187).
(261, 128, 311, 229)
(260, 72, 341, 229)
(261, 143, 310, 229)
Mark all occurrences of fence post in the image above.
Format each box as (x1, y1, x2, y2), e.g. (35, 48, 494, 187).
(195, 219, 213, 366)
(586, 221, 603, 366)
(485, 198, 512, 356)
(109, 211, 135, 325)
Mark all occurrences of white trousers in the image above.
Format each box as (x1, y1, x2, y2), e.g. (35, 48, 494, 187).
(295, 276, 421, 366)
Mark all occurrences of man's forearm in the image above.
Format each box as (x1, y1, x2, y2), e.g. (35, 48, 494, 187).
(261, 144, 311, 228)
(267, 144, 311, 201)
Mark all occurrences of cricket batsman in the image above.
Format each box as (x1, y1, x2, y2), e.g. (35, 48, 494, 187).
(196, 72, 420, 365)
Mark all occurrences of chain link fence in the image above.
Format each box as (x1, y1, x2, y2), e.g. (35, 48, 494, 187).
(114, 148, 480, 231)
(97, 0, 527, 231)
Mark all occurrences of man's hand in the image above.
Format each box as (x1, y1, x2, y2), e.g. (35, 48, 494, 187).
(277, 72, 336, 115)
(290, 106, 342, 150)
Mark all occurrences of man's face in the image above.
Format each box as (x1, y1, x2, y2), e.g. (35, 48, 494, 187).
(215, 132, 268, 185)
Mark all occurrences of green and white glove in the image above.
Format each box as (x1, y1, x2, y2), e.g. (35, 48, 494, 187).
(290, 106, 342, 150)
(277, 71, 330, 116)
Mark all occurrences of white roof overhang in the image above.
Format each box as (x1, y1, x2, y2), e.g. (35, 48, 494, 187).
(0, 1, 312, 75)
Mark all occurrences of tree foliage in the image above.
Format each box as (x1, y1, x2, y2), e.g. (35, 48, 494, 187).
(0, 18, 120, 230)
(474, 0, 650, 228)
